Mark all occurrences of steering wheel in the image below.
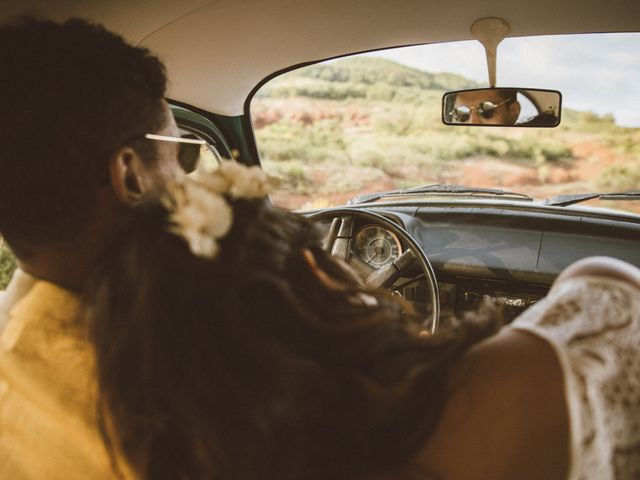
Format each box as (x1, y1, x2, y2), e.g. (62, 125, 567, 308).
(306, 208, 440, 333)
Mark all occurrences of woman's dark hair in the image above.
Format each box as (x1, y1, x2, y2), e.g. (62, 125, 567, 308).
(0, 16, 167, 244)
(85, 199, 500, 479)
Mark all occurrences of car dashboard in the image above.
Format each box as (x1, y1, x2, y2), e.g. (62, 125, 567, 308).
(313, 200, 640, 328)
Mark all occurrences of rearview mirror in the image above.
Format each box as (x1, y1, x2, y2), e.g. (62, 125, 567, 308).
(442, 88, 562, 127)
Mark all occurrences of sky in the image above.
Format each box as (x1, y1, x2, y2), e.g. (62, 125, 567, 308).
(366, 33, 640, 127)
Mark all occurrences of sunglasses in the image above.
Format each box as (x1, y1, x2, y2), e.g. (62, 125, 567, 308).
(144, 133, 208, 173)
(449, 98, 512, 122)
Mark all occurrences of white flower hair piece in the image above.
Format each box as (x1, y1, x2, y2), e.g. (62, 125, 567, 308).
(163, 161, 276, 260)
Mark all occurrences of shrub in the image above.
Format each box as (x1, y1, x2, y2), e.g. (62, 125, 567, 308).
(597, 164, 640, 191)
(501, 135, 572, 164)
(0, 238, 16, 290)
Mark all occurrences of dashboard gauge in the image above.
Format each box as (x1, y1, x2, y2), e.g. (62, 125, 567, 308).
(353, 225, 402, 268)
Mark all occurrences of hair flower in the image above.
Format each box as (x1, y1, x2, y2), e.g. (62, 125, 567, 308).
(164, 161, 277, 260)
(212, 160, 274, 198)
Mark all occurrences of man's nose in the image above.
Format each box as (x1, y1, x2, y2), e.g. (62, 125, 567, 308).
(470, 111, 482, 123)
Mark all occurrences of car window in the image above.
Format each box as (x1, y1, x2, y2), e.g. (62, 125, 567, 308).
(250, 33, 640, 214)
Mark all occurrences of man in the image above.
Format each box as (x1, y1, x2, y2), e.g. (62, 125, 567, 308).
(0, 17, 187, 478)
(450, 88, 521, 125)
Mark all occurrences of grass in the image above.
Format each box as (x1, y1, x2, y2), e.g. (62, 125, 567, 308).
(255, 113, 578, 195)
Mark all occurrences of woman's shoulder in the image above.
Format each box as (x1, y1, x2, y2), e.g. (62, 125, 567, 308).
(416, 327, 569, 480)
(508, 272, 640, 480)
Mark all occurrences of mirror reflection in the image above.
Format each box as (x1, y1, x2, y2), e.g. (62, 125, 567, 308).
(442, 88, 561, 127)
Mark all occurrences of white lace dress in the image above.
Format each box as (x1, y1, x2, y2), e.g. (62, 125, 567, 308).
(508, 275, 640, 480)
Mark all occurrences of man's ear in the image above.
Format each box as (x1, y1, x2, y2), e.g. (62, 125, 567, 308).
(510, 101, 521, 123)
(109, 146, 148, 205)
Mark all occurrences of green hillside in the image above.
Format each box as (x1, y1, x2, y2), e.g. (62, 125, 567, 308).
(255, 56, 618, 128)
(256, 57, 479, 102)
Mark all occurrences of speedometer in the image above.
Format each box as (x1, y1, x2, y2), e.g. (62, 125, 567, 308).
(353, 225, 402, 268)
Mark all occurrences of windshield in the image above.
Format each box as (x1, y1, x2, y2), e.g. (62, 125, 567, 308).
(250, 33, 640, 214)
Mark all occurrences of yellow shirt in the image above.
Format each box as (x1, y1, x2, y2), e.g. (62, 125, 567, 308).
(0, 269, 125, 479)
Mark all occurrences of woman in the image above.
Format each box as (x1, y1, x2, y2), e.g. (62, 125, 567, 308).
(84, 163, 640, 480)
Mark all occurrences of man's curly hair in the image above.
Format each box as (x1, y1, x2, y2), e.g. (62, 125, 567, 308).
(0, 17, 167, 244)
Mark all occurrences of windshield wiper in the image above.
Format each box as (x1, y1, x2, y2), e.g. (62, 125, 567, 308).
(348, 184, 533, 205)
(544, 191, 640, 207)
